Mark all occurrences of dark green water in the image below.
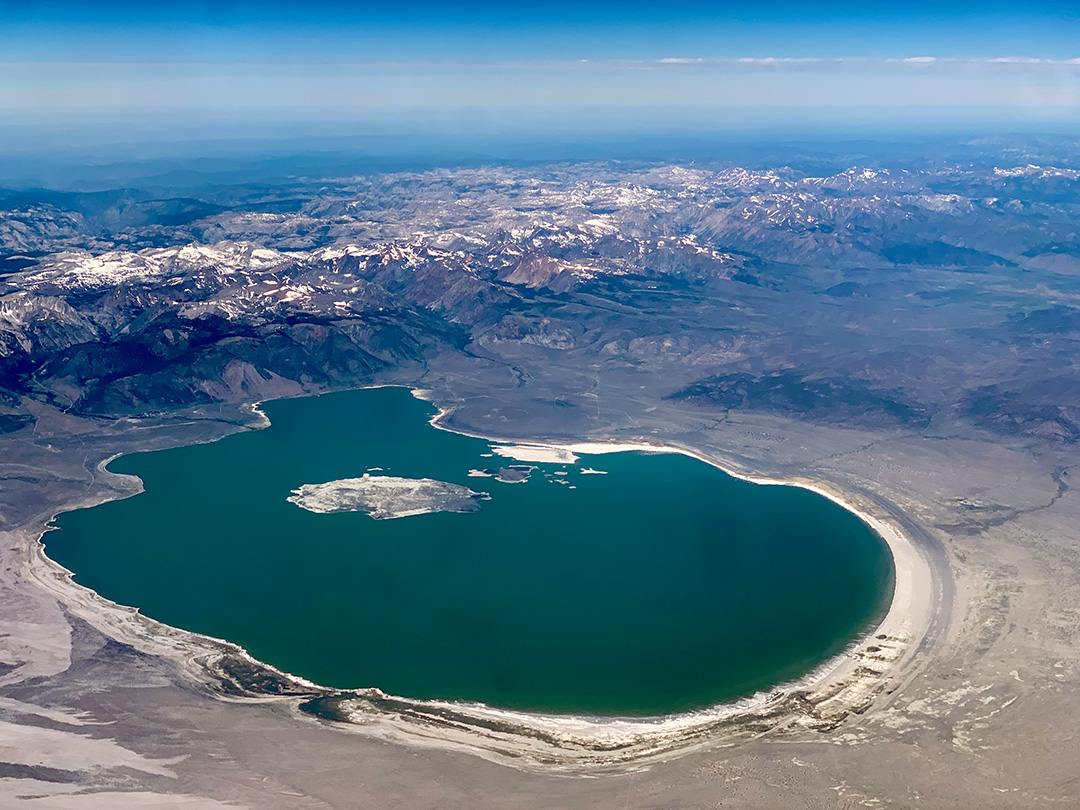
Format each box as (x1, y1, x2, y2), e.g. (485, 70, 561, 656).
(47, 387, 893, 716)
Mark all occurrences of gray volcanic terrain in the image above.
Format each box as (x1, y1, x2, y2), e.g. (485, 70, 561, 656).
(3, 138, 1080, 806)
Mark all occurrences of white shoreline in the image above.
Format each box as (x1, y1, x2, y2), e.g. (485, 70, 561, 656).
(22, 384, 939, 771)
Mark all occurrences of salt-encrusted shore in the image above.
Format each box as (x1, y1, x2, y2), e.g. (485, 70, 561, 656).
(491, 444, 579, 464)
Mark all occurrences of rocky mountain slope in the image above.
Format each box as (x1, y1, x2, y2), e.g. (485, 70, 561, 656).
(3, 151, 1080, 446)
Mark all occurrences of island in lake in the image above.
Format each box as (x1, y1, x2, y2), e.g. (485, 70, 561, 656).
(288, 474, 489, 519)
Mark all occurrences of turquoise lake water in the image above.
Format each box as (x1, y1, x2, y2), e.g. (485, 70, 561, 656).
(47, 387, 894, 716)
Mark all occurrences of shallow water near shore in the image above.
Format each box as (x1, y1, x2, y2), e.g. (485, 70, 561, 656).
(47, 387, 894, 716)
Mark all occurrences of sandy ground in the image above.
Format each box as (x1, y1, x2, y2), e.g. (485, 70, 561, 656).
(1, 371, 1078, 807)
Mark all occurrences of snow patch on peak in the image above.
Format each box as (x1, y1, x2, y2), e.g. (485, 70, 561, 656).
(19, 242, 296, 291)
(993, 165, 1080, 180)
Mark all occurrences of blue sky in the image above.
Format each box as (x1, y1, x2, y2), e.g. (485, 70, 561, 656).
(6, 1, 1080, 61)
(2, 1, 1079, 144)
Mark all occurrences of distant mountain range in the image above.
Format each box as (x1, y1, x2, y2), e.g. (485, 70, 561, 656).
(4, 153, 1080, 444)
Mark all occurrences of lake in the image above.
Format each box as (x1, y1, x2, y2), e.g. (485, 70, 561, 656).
(47, 387, 894, 716)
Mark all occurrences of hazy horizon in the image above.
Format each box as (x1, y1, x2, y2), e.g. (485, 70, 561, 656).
(4, 0, 1080, 169)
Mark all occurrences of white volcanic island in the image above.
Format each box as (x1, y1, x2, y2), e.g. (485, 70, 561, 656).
(288, 474, 490, 520)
